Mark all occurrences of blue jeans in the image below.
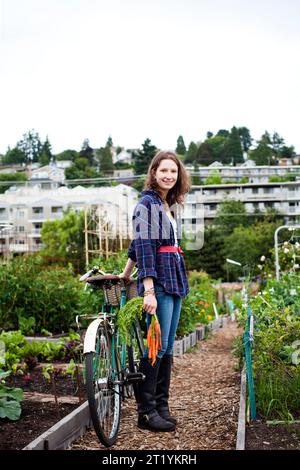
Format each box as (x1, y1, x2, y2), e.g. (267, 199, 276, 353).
(143, 283, 182, 359)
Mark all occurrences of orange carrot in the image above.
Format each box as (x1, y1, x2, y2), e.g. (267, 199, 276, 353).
(147, 314, 162, 365)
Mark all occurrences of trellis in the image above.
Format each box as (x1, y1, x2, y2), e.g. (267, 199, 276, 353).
(83, 202, 126, 267)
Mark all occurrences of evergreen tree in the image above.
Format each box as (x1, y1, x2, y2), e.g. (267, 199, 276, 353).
(17, 129, 43, 162)
(96, 146, 114, 174)
(80, 139, 94, 166)
(250, 134, 273, 165)
(196, 142, 215, 166)
(238, 127, 252, 153)
(175, 135, 186, 155)
(223, 127, 244, 165)
(270, 132, 284, 161)
(133, 138, 157, 175)
(184, 141, 198, 164)
(216, 129, 230, 138)
(38, 136, 52, 166)
(106, 136, 113, 148)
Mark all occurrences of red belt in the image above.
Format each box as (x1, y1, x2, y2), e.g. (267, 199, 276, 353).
(158, 246, 184, 255)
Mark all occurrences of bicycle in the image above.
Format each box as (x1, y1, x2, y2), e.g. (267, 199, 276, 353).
(76, 267, 145, 447)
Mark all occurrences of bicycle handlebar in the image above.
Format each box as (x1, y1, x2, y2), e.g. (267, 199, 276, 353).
(79, 266, 138, 282)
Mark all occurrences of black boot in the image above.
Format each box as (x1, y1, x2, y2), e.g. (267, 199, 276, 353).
(137, 357, 175, 432)
(155, 354, 177, 425)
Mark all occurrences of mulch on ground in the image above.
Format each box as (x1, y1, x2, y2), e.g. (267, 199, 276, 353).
(71, 321, 242, 451)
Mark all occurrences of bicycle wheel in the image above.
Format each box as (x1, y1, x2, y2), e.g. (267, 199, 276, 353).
(85, 324, 121, 447)
(127, 318, 145, 401)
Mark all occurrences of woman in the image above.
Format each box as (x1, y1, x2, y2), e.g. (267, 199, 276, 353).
(119, 150, 190, 432)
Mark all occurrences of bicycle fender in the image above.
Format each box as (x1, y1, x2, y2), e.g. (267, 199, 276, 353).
(83, 318, 103, 354)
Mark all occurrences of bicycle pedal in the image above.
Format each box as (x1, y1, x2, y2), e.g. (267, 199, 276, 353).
(125, 372, 145, 384)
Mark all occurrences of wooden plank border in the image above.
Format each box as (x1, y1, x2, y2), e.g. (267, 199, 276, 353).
(236, 367, 247, 450)
(22, 400, 91, 450)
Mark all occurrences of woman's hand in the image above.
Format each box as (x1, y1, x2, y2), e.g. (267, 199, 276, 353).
(118, 271, 130, 280)
(143, 293, 157, 315)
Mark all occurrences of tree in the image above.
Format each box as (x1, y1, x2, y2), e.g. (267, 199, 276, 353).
(38, 136, 52, 166)
(206, 131, 214, 139)
(175, 135, 186, 155)
(238, 127, 252, 153)
(215, 200, 248, 236)
(216, 129, 230, 138)
(280, 145, 296, 159)
(106, 136, 113, 148)
(2, 147, 26, 165)
(17, 129, 43, 162)
(196, 142, 215, 166)
(206, 135, 228, 163)
(184, 141, 198, 164)
(55, 149, 79, 161)
(80, 139, 94, 166)
(65, 158, 98, 179)
(182, 226, 226, 279)
(270, 132, 284, 160)
(250, 134, 273, 165)
(41, 210, 85, 272)
(224, 221, 282, 278)
(223, 127, 244, 165)
(96, 146, 114, 174)
(133, 138, 157, 175)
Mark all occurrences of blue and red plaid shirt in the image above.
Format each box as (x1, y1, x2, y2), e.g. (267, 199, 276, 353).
(127, 189, 189, 298)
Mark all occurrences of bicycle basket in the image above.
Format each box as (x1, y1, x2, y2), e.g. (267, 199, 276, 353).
(126, 279, 138, 300)
(103, 279, 138, 306)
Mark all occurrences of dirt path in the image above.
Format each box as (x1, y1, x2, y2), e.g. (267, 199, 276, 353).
(71, 321, 241, 451)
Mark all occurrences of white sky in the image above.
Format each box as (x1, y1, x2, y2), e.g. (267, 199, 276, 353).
(1, 0, 300, 154)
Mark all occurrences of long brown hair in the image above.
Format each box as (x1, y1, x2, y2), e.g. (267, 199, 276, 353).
(144, 150, 191, 207)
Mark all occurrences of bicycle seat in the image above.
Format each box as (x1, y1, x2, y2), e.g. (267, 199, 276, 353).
(86, 274, 121, 288)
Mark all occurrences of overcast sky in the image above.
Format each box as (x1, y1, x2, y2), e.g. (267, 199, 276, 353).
(1, 0, 300, 155)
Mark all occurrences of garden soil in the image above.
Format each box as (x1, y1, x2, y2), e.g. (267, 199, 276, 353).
(71, 321, 242, 451)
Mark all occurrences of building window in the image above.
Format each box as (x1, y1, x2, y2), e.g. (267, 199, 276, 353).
(32, 207, 43, 214)
(51, 206, 63, 213)
(18, 226, 25, 232)
(192, 218, 196, 224)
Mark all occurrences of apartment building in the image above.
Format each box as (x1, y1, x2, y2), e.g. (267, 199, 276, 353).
(182, 181, 300, 234)
(186, 162, 300, 183)
(0, 184, 138, 255)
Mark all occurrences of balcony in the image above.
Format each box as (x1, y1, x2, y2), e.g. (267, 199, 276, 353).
(9, 244, 29, 252)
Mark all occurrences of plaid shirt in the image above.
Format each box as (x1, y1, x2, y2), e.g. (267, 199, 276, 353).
(127, 189, 189, 298)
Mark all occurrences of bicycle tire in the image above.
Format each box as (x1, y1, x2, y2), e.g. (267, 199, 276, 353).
(85, 324, 121, 447)
(127, 318, 145, 402)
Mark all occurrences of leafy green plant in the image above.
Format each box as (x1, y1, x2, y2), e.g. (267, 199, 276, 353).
(237, 272, 300, 419)
(18, 316, 36, 335)
(116, 297, 144, 345)
(0, 370, 23, 421)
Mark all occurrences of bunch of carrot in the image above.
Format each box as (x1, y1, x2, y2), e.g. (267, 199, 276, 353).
(147, 314, 162, 366)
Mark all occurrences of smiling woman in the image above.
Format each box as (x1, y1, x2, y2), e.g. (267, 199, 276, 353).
(118, 150, 191, 433)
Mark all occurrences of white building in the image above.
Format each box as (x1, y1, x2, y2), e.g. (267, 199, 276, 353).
(182, 181, 300, 234)
(0, 184, 138, 255)
(186, 162, 300, 184)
